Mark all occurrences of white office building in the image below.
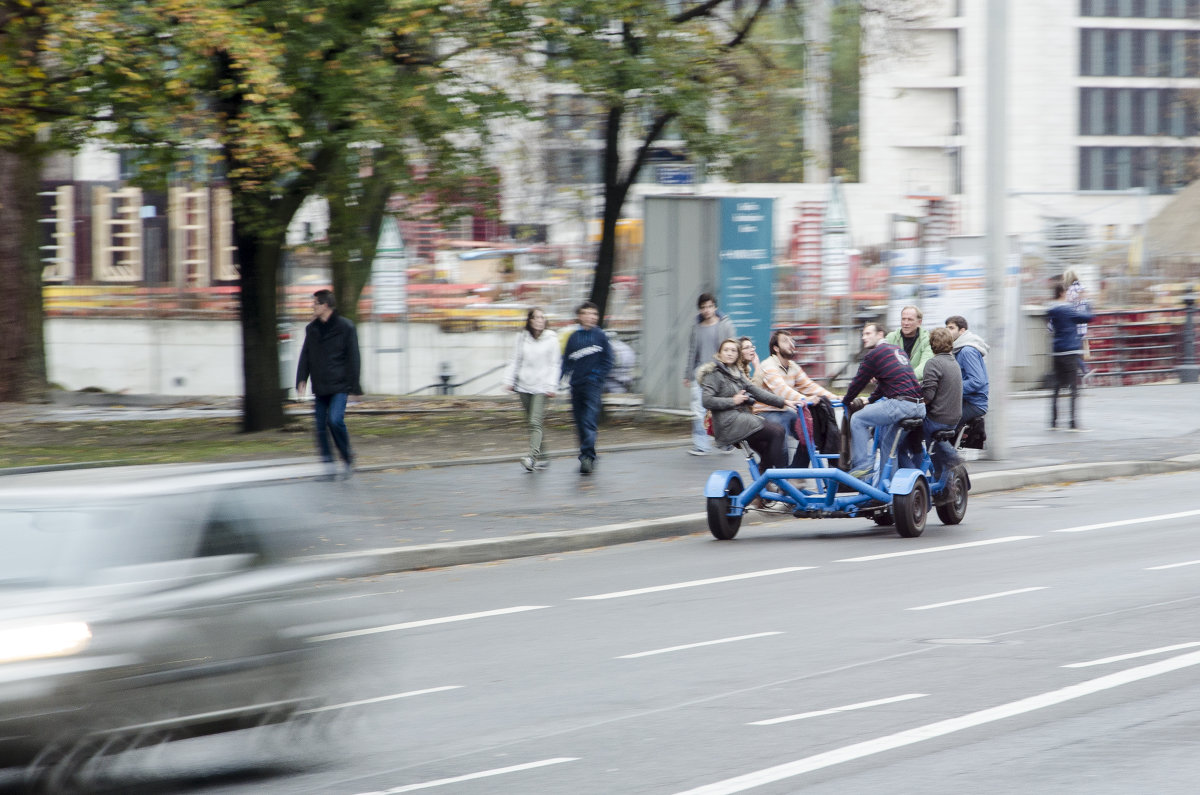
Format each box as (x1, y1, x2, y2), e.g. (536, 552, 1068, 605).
(860, 0, 1200, 246)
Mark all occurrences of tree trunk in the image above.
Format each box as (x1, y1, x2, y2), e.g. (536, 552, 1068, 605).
(589, 106, 629, 323)
(234, 223, 286, 432)
(0, 147, 49, 403)
(329, 170, 391, 324)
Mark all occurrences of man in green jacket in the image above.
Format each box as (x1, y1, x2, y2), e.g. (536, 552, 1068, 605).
(885, 305, 933, 379)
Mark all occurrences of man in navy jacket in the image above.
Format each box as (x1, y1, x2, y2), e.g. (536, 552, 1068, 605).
(562, 301, 613, 474)
(1046, 282, 1096, 431)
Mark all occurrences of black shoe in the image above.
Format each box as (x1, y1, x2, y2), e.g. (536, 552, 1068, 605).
(580, 457, 595, 475)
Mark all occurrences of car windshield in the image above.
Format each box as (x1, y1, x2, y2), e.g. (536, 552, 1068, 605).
(1, 494, 217, 588)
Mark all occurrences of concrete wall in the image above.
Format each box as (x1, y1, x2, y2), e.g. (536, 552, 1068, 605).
(46, 318, 525, 397)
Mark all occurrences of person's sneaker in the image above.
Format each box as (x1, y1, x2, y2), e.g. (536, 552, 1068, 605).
(848, 467, 874, 482)
(1068, 425, 1092, 433)
(520, 456, 535, 472)
(719, 445, 736, 454)
(580, 457, 595, 475)
(534, 458, 550, 470)
(687, 446, 708, 456)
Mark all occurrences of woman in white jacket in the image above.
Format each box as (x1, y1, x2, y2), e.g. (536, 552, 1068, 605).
(504, 308, 560, 471)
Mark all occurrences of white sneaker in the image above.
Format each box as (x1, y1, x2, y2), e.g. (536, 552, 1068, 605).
(688, 447, 708, 456)
(520, 456, 535, 471)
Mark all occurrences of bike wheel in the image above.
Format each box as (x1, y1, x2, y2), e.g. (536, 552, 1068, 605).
(706, 476, 744, 540)
(893, 477, 928, 538)
(935, 466, 969, 525)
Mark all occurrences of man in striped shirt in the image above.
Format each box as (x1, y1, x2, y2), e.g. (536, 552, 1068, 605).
(842, 323, 926, 482)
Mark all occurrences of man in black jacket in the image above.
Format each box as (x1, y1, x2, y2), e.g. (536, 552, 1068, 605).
(296, 289, 362, 477)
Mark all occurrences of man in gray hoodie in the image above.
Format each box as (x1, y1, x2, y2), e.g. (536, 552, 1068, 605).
(945, 315, 989, 428)
(683, 293, 737, 455)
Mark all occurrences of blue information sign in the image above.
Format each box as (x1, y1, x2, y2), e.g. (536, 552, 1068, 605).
(718, 198, 774, 353)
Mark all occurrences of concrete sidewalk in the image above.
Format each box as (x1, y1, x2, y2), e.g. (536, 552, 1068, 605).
(310, 381, 1200, 575)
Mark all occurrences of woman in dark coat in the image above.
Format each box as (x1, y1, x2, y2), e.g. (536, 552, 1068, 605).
(697, 338, 798, 470)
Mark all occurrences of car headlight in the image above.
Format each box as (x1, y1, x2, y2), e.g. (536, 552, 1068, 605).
(0, 622, 92, 663)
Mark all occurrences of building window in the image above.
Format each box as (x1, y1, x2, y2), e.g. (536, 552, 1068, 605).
(1079, 145, 1200, 191)
(547, 148, 603, 185)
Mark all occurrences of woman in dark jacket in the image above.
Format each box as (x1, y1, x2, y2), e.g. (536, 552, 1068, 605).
(698, 338, 798, 470)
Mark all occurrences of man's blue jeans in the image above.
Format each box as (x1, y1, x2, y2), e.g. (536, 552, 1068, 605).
(571, 383, 603, 461)
(923, 417, 959, 475)
(690, 381, 712, 452)
(314, 392, 353, 464)
(849, 398, 926, 473)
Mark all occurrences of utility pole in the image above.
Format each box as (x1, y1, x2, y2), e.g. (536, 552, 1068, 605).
(804, 0, 831, 183)
(985, 0, 1009, 459)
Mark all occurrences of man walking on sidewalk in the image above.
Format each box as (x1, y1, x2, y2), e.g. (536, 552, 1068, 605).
(683, 293, 737, 455)
(296, 289, 362, 478)
(1047, 282, 1095, 431)
(843, 323, 926, 482)
(562, 301, 613, 475)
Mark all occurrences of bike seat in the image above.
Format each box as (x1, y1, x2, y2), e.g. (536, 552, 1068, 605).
(931, 429, 958, 442)
(898, 418, 924, 431)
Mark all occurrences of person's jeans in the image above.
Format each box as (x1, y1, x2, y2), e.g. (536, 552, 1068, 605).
(314, 392, 353, 465)
(1050, 354, 1080, 428)
(959, 401, 987, 427)
(923, 417, 960, 475)
(849, 398, 926, 473)
(571, 382, 603, 461)
(519, 391, 548, 461)
(760, 409, 806, 467)
(690, 382, 712, 452)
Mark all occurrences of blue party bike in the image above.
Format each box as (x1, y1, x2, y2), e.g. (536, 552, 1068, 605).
(703, 402, 970, 540)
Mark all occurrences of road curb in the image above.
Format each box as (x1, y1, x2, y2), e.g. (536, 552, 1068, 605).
(306, 457, 1200, 577)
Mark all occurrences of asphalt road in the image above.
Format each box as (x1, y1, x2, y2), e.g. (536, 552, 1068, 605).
(57, 467, 1200, 794)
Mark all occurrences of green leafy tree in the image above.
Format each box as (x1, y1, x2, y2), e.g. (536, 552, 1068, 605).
(66, 0, 525, 429)
(0, 2, 98, 403)
(531, 0, 780, 321)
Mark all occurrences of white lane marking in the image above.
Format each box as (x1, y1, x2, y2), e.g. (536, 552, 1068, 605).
(1055, 508, 1200, 534)
(1063, 641, 1200, 669)
(907, 587, 1047, 612)
(1147, 559, 1200, 570)
(572, 568, 814, 600)
(359, 757, 578, 794)
(750, 693, 928, 726)
(836, 536, 1036, 563)
(674, 648, 1200, 794)
(619, 632, 783, 659)
(300, 686, 463, 714)
(307, 606, 550, 642)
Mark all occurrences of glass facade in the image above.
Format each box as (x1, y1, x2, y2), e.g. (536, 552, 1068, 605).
(1078, 5, 1200, 191)
(1080, 0, 1200, 18)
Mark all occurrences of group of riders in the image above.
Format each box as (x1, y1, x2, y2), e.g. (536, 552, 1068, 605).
(686, 293, 991, 498)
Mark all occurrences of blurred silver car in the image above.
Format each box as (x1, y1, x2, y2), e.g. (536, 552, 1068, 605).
(0, 461, 351, 790)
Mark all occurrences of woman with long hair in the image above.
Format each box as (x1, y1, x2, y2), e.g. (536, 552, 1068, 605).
(696, 338, 797, 477)
(737, 336, 760, 380)
(503, 308, 560, 471)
